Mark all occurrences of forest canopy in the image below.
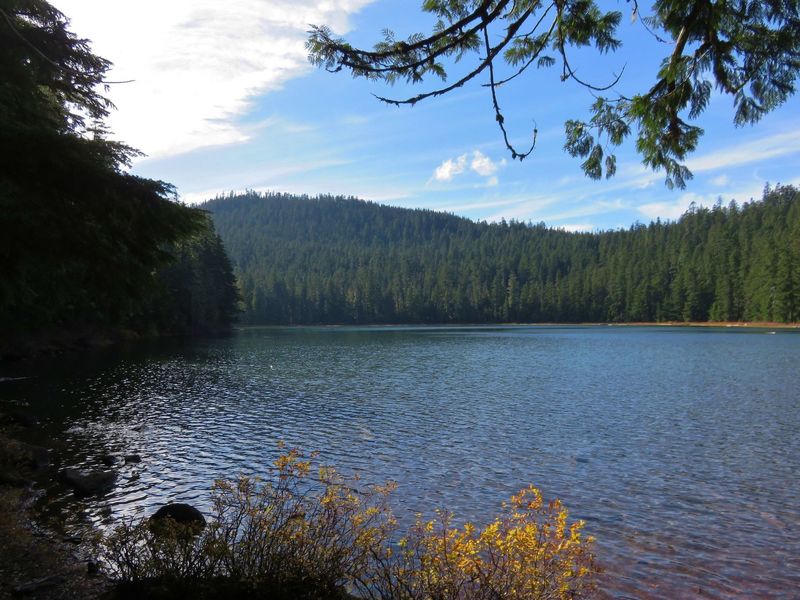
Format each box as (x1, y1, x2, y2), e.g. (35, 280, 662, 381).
(0, 0, 239, 352)
(206, 185, 800, 326)
(308, 0, 800, 189)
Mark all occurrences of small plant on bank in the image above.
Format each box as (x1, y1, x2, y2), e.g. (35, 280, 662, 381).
(101, 449, 596, 599)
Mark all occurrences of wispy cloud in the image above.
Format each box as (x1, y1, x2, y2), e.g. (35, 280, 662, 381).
(540, 198, 628, 223)
(636, 176, 800, 222)
(246, 115, 318, 135)
(178, 157, 354, 203)
(637, 190, 749, 222)
(438, 196, 532, 214)
(54, 0, 374, 159)
(485, 195, 560, 222)
(709, 174, 730, 186)
(638, 195, 700, 221)
(688, 130, 800, 173)
(340, 114, 372, 126)
(559, 223, 595, 233)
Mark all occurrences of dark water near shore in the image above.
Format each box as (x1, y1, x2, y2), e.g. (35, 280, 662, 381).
(2, 325, 799, 598)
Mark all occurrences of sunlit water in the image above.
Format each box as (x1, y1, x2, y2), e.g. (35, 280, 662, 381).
(2, 325, 799, 598)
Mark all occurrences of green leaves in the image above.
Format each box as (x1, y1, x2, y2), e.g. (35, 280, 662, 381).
(564, 98, 630, 181)
(308, 0, 800, 188)
(0, 1, 230, 341)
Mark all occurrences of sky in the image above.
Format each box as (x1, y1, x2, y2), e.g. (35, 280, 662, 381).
(53, 0, 800, 231)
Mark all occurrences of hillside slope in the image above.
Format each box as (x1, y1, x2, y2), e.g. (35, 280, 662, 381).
(203, 186, 800, 325)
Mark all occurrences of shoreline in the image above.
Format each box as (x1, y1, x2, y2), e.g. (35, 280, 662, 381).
(0, 424, 110, 598)
(590, 321, 800, 329)
(236, 320, 800, 330)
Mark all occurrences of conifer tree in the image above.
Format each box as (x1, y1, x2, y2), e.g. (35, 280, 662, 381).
(0, 0, 237, 348)
(308, 0, 800, 188)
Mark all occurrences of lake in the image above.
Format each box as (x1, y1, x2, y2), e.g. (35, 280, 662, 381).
(2, 325, 799, 598)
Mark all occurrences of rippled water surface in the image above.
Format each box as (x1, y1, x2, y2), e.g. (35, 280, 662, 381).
(3, 326, 799, 598)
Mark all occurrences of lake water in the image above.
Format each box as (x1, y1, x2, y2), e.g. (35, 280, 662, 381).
(2, 325, 799, 598)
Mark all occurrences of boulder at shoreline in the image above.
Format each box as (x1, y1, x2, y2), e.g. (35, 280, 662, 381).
(150, 503, 206, 528)
(59, 468, 117, 496)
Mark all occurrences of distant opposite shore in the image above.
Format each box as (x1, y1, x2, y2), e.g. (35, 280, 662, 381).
(235, 321, 800, 330)
(601, 321, 800, 329)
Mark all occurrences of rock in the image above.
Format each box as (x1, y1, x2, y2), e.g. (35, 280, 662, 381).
(21, 443, 50, 470)
(59, 468, 117, 496)
(13, 575, 66, 594)
(0, 469, 28, 487)
(150, 503, 206, 528)
(124, 454, 141, 464)
(6, 409, 39, 427)
(87, 560, 100, 576)
(100, 454, 117, 466)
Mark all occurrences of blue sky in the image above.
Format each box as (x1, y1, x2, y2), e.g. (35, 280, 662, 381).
(55, 1, 800, 231)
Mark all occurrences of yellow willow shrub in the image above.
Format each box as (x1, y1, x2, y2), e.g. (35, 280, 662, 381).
(101, 449, 597, 599)
(377, 485, 596, 600)
(102, 448, 396, 595)
(210, 448, 397, 594)
(102, 516, 223, 582)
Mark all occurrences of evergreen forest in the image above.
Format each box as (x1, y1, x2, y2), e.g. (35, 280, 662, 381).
(0, 0, 240, 355)
(205, 185, 800, 325)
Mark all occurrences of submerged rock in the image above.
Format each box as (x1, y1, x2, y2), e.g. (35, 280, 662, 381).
(6, 410, 39, 428)
(13, 574, 66, 595)
(22, 443, 50, 469)
(150, 503, 206, 528)
(100, 454, 117, 466)
(123, 454, 141, 464)
(59, 468, 117, 496)
(0, 470, 28, 486)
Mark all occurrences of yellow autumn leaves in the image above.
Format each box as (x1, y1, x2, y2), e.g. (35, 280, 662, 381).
(384, 485, 596, 599)
(103, 448, 596, 599)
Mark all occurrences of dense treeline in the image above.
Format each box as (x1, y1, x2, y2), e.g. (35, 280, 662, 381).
(0, 0, 239, 354)
(205, 185, 800, 325)
(152, 220, 241, 335)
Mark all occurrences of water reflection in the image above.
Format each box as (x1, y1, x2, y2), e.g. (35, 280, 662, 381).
(2, 325, 799, 598)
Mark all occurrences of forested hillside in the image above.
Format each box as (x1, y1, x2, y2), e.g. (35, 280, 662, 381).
(205, 185, 800, 325)
(1, 0, 239, 355)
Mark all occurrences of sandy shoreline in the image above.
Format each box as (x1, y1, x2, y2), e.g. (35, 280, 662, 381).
(600, 321, 800, 329)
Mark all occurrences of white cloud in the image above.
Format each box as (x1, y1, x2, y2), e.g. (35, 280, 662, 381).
(437, 196, 533, 213)
(638, 194, 701, 221)
(52, 0, 374, 159)
(433, 154, 468, 181)
(540, 198, 627, 223)
(180, 178, 416, 206)
(178, 157, 354, 203)
(432, 150, 506, 183)
(485, 195, 560, 222)
(341, 114, 371, 126)
(637, 191, 739, 221)
(636, 177, 800, 222)
(709, 174, 730, 186)
(559, 223, 595, 233)
(470, 150, 504, 177)
(688, 130, 800, 173)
